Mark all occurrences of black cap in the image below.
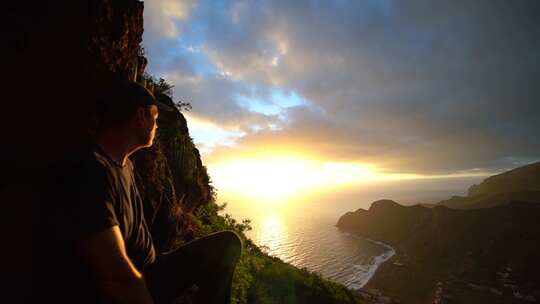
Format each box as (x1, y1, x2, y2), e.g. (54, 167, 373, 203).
(96, 79, 165, 129)
(98, 79, 156, 108)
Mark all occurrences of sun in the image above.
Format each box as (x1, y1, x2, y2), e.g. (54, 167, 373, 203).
(208, 155, 378, 203)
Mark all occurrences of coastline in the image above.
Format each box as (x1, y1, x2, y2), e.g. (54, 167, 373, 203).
(341, 232, 397, 290)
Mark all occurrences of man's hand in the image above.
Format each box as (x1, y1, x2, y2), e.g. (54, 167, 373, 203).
(75, 225, 155, 304)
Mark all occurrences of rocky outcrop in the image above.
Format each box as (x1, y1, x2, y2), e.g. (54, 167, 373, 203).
(338, 200, 432, 245)
(338, 198, 540, 303)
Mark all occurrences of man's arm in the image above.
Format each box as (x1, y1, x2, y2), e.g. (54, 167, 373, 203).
(75, 225, 155, 304)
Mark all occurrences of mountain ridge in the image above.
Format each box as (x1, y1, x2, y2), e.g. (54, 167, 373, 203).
(468, 161, 540, 197)
(437, 161, 540, 209)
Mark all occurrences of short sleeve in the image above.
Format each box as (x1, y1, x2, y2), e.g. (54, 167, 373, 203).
(49, 156, 120, 242)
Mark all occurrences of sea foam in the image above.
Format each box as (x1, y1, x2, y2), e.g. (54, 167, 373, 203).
(343, 234, 396, 289)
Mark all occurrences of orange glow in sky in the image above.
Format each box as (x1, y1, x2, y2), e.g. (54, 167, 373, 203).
(208, 153, 403, 203)
(207, 152, 494, 204)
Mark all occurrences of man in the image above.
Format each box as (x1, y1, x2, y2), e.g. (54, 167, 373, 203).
(34, 80, 241, 304)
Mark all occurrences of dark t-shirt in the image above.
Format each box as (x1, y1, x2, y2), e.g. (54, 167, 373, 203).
(34, 144, 155, 303)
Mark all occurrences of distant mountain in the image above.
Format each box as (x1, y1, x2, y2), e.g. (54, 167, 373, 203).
(337, 162, 540, 303)
(438, 161, 540, 209)
(468, 161, 540, 196)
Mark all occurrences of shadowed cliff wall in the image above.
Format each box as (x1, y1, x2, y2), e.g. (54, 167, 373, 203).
(5, 2, 145, 302)
(4, 1, 214, 301)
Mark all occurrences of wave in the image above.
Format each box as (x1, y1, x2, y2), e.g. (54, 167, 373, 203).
(245, 215, 397, 291)
(342, 233, 396, 289)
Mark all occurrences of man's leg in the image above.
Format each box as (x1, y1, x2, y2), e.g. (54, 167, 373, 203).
(144, 230, 242, 304)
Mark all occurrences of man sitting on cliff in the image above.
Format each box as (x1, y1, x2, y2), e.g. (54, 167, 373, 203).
(35, 80, 241, 304)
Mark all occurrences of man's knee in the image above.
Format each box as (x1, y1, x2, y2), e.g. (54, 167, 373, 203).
(215, 230, 242, 260)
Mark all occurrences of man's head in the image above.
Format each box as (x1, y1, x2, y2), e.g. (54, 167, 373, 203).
(95, 79, 159, 148)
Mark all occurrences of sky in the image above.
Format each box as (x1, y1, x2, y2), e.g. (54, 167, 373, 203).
(142, 0, 540, 205)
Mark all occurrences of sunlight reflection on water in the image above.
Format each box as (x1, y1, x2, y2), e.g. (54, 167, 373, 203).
(256, 214, 289, 260)
(225, 201, 391, 290)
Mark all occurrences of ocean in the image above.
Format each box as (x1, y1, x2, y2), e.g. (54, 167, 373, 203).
(220, 178, 482, 289)
(223, 199, 394, 290)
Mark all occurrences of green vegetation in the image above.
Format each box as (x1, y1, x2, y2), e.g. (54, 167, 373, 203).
(142, 73, 192, 112)
(193, 203, 362, 304)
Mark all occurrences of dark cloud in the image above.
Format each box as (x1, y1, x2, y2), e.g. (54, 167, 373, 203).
(144, 0, 540, 174)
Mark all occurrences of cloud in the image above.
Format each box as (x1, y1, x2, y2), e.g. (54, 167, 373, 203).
(143, 0, 540, 174)
(164, 70, 280, 130)
(143, 0, 197, 39)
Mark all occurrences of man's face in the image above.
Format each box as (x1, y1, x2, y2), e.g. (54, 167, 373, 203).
(137, 105, 159, 148)
(147, 105, 159, 146)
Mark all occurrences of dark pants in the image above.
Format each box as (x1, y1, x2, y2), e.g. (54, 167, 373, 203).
(144, 231, 242, 304)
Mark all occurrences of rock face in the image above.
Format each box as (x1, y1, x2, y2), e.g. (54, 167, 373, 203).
(6, 1, 147, 301)
(337, 165, 540, 303)
(338, 200, 432, 245)
(6, 1, 145, 180)
(6, 1, 214, 300)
